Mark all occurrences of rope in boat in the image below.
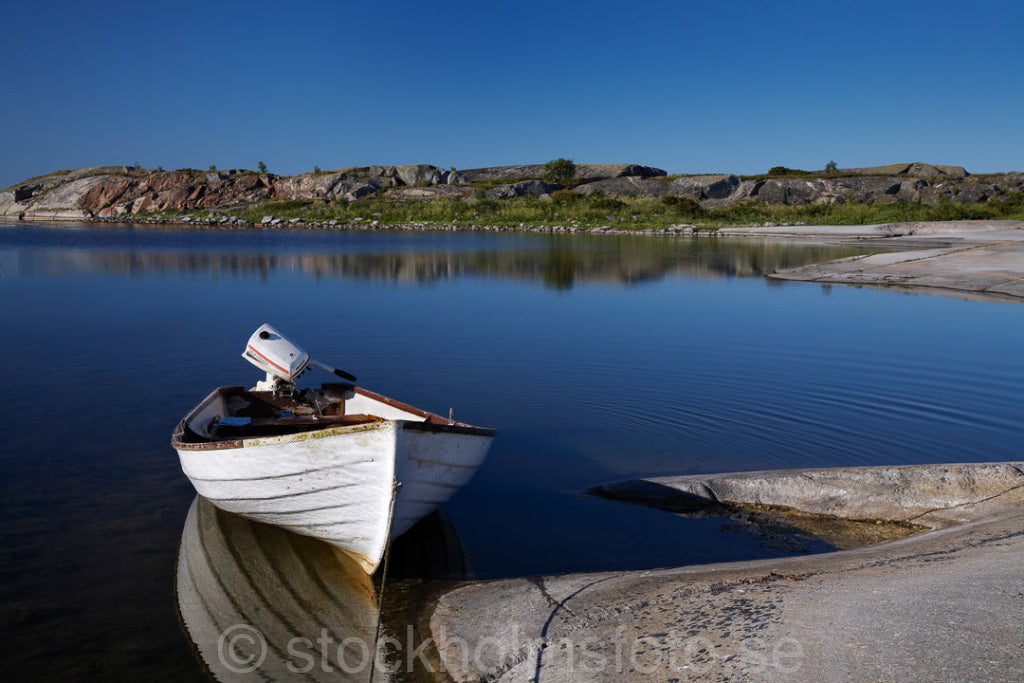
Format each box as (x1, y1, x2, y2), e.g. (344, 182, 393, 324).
(368, 480, 402, 683)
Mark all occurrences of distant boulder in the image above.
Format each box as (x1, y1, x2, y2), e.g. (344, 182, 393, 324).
(834, 162, 968, 179)
(460, 165, 548, 183)
(363, 166, 401, 188)
(574, 177, 671, 198)
(954, 185, 992, 204)
(390, 186, 473, 200)
(906, 163, 968, 178)
(273, 172, 344, 200)
(574, 164, 667, 181)
(832, 177, 902, 203)
(669, 175, 740, 200)
(485, 180, 562, 199)
(754, 179, 827, 205)
(461, 163, 667, 184)
(751, 177, 904, 205)
(895, 179, 930, 202)
(203, 173, 272, 206)
(442, 170, 470, 185)
(395, 164, 446, 187)
(343, 183, 379, 201)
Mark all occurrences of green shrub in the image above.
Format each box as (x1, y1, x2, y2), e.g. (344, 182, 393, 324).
(551, 189, 582, 204)
(586, 193, 626, 211)
(473, 198, 501, 214)
(661, 195, 703, 218)
(543, 158, 577, 185)
(768, 166, 811, 177)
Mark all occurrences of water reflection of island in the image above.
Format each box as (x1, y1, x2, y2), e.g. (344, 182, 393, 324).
(175, 496, 469, 682)
(13, 238, 870, 289)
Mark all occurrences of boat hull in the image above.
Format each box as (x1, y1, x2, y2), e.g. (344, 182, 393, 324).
(173, 386, 494, 573)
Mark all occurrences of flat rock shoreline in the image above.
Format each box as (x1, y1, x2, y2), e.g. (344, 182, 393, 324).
(425, 462, 1024, 682)
(730, 219, 1024, 302)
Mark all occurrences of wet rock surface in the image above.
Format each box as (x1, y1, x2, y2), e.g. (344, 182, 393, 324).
(428, 462, 1024, 681)
(744, 220, 1024, 302)
(591, 461, 1024, 529)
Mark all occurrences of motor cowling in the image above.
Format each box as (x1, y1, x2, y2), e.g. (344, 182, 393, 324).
(242, 323, 310, 385)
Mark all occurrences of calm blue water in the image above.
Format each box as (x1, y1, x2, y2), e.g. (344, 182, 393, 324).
(1, 223, 1021, 679)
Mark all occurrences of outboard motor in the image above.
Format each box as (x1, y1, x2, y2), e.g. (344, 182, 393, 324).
(243, 323, 357, 393)
(243, 324, 310, 391)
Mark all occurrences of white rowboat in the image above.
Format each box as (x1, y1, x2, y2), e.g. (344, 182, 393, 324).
(172, 325, 495, 573)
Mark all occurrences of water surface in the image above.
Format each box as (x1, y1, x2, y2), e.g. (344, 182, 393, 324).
(1, 223, 1020, 679)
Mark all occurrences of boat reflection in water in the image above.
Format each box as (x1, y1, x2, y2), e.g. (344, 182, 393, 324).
(175, 496, 471, 681)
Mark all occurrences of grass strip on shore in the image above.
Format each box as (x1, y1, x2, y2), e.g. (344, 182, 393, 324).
(134, 191, 1024, 231)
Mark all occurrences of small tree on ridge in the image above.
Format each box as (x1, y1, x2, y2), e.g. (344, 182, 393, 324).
(543, 158, 577, 186)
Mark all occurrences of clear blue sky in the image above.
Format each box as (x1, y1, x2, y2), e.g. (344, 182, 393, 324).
(2, 0, 1021, 187)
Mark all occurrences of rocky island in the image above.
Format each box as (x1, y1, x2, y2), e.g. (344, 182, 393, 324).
(2, 161, 1022, 225)
(4, 161, 1024, 303)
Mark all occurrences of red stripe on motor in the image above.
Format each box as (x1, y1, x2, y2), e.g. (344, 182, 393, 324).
(247, 345, 292, 376)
